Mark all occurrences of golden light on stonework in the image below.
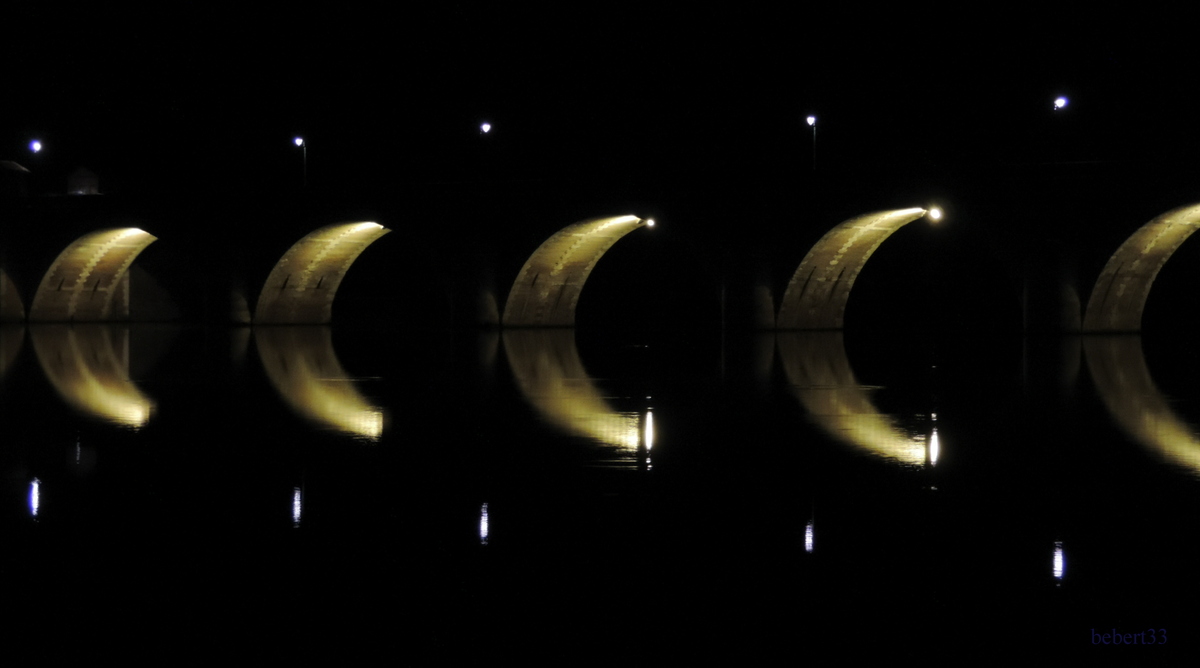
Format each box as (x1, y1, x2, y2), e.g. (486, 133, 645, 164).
(255, 222, 391, 324)
(1083, 203, 1200, 332)
(30, 228, 158, 322)
(776, 208, 928, 330)
(502, 215, 651, 327)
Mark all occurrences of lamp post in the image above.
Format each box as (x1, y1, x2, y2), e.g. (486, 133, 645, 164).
(806, 116, 817, 171)
(294, 137, 306, 187)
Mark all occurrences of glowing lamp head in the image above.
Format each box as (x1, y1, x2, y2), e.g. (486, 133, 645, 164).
(1054, 97, 1068, 110)
(928, 207, 943, 222)
(645, 218, 655, 228)
(30, 140, 42, 153)
(806, 115, 816, 126)
(480, 122, 491, 134)
(294, 137, 304, 147)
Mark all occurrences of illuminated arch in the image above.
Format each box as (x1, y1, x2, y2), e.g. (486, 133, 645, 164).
(29, 228, 157, 322)
(778, 331, 931, 466)
(503, 329, 650, 457)
(1085, 336, 1200, 475)
(255, 327, 385, 440)
(30, 325, 154, 428)
(254, 222, 391, 324)
(502, 215, 650, 327)
(1, 269, 24, 321)
(1082, 203, 1200, 332)
(776, 208, 930, 329)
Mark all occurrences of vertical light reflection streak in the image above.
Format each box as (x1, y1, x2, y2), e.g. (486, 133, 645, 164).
(928, 413, 939, 467)
(292, 487, 303, 528)
(480, 502, 490, 546)
(805, 519, 814, 553)
(1053, 541, 1065, 581)
(29, 478, 40, 518)
(643, 408, 654, 470)
(644, 409, 654, 451)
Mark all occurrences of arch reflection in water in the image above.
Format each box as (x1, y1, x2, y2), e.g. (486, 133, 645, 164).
(254, 326, 385, 440)
(1084, 336, 1200, 476)
(1, 268, 24, 321)
(776, 208, 930, 330)
(30, 228, 157, 322)
(255, 222, 391, 324)
(0, 325, 23, 382)
(777, 331, 928, 466)
(502, 215, 651, 327)
(1083, 203, 1200, 332)
(30, 325, 154, 428)
(503, 329, 650, 468)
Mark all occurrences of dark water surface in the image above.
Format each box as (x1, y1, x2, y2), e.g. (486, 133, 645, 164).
(2, 324, 1198, 662)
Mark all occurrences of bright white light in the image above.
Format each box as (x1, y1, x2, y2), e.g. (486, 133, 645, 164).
(645, 218, 655, 228)
(480, 122, 491, 134)
(1054, 97, 1068, 110)
(929, 427, 940, 466)
(806, 116, 816, 126)
(928, 207, 943, 221)
(805, 519, 814, 553)
(30, 140, 42, 153)
(644, 409, 654, 451)
(292, 487, 303, 528)
(294, 137, 304, 147)
(1053, 541, 1065, 579)
(30, 478, 40, 517)
(480, 502, 490, 545)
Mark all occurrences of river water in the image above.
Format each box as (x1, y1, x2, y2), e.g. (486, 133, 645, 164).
(2, 323, 1197, 662)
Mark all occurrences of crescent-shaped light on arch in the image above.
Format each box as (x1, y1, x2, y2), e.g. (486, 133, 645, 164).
(502, 215, 649, 327)
(776, 208, 929, 330)
(1082, 203, 1200, 332)
(255, 222, 391, 324)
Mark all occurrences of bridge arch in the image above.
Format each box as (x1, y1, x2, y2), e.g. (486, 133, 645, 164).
(1082, 203, 1200, 332)
(29, 228, 157, 322)
(776, 208, 930, 329)
(254, 222, 391, 324)
(502, 215, 650, 327)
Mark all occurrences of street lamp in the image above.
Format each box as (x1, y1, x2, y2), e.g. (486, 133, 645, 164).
(29, 140, 42, 154)
(293, 137, 306, 187)
(480, 122, 492, 135)
(1053, 96, 1068, 111)
(806, 116, 817, 171)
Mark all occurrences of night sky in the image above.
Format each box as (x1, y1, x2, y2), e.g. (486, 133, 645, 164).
(5, 5, 1197, 195)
